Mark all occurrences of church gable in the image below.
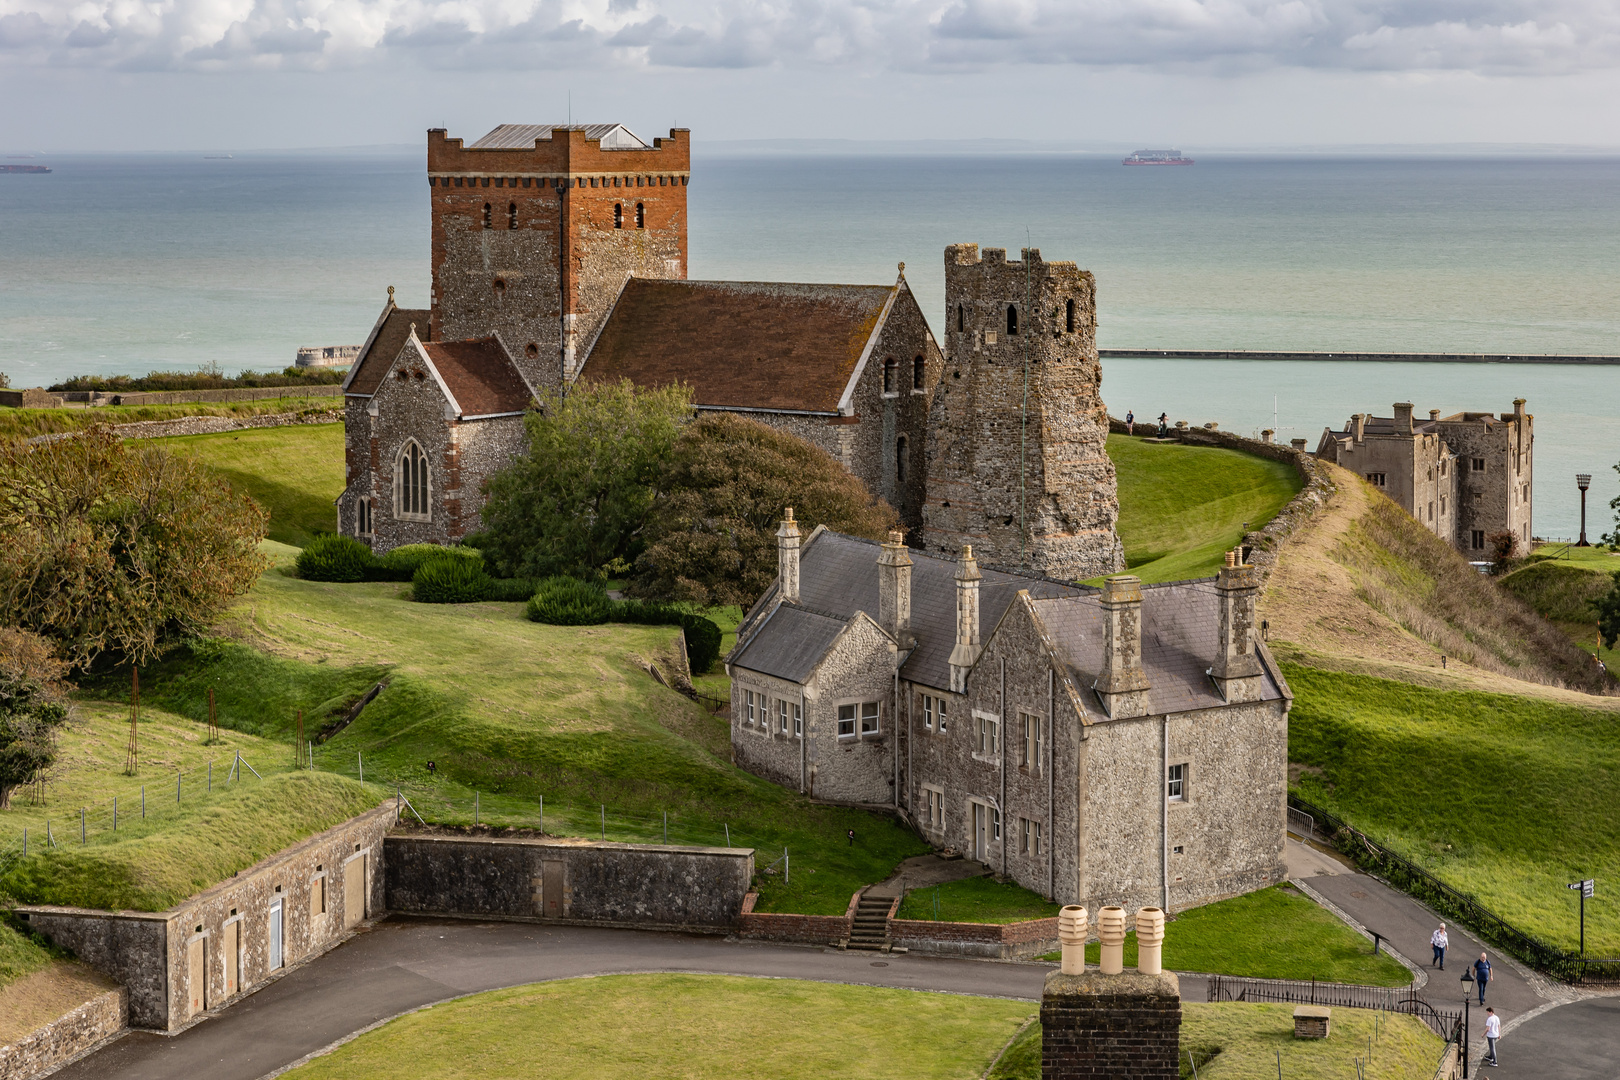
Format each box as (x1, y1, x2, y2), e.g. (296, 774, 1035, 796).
(345, 292, 431, 399)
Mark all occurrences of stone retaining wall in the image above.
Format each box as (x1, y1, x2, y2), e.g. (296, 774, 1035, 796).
(889, 915, 1059, 959)
(734, 890, 858, 946)
(28, 408, 342, 445)
(0, 986, 126, 1080)
(1109, 418, 1338, 586)
(109, 387, 344, 406)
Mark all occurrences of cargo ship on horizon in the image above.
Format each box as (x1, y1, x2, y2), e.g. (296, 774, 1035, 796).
(1123, 149, 1193, 166)
(0, 164, 51, 174)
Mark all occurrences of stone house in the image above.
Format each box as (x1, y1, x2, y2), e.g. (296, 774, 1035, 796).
(725, 513, 1291, 912)
(337, 301, 535, 552)
(1315, 400, 1533, 555)
(577, 272, 943, 530)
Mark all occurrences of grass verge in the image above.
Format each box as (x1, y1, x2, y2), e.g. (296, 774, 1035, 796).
(896, 875, 1060, 924)
(0, 921, 56, 990)
(1287, 662, 1620, 955)
(0, 399, 341, 441)
(1106, 434, 1302, 583)
(282, 973, 1034, 1080)
(156, 424, 345, 546)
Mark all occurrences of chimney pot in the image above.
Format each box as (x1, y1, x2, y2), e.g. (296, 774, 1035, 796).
(1430, 409, 1440, 422)
(1097, 906, 1127, 975)
(1135, 908, 1166, 975)
(1058, 906, 1088, 975)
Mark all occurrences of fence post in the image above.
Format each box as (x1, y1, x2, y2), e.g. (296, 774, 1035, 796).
(141, 786, 145, 818)
(358, 752, 363, 784)
(113, 796, 117, 832)
(538, 795, 543, 835)
(601, 805, 605, 839)
(663, 810, 667, 844)
(208, 761, 212, 792)
(725, 823, 730, 848)
(177, 772, 182, 805)
(80, 808, 85, 844)
(784, 848, 789, 886)
(475, 791, 480, 826)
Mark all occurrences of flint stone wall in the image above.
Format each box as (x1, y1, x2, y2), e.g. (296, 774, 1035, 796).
(0, 986, 126, 1080)
(384, 833, 753, 931)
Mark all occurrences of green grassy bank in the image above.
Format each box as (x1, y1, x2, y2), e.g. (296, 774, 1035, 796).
(156, 423, 345, 546)
(1106, 434, 1302, 583)
(1286, 663, 1620, 955)
(0, 399, 340, 441)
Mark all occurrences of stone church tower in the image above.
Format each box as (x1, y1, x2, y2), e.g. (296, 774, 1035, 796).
(427, 125, 690, 392)
(921, 245, 1123, 580)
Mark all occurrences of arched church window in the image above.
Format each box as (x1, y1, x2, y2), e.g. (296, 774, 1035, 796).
(483, 203, 492, 230)
(615, 203, 623, 229)
(396, 441, 431, 520)
(636, 202, 645, 229)
(1006, 305, 1018, 336)
(883, 358, 898, 394)
(357, 497, 373, 538)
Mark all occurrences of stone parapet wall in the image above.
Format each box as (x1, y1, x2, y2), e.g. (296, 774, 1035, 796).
(734, 890, 858, 946)
(889, 915, 1058, 959)
(0, 986, 126, 1080)
(1108, 419, 1338, 586)
(384, 832, 753, 931)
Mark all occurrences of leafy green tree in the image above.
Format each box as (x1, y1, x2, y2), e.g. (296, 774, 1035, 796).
(0, 427, 268, 668)
(632, 413, 898, 607)
(0, 627, 70, 810)
(478, 380, 693, 581)
(1591, 571, 1620, 650)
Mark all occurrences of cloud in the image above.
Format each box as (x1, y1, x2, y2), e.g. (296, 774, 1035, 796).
(0, 0, 1615, 75)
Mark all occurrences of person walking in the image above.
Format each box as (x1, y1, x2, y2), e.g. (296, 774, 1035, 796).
(1483, 1007, 1501, 1066)
(1157, 412, 1169, 437)
(1431, 922, 1449, 969)
(1125, 410, 1135, 435)
(1474, 952, 1492, 1004)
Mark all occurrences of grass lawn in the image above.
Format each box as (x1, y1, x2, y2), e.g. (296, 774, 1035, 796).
(283, 973, 1034, 1080)
(1106, 434, 1302, 583)
(1499, 558, 1620, 669)
(0, 698, 381, 910)
(991, 1003, 1441, 1080)
(0, 398, 340, 441)
(0, 922, 55, 990)
(83, 543, 927, 915)
(1286, 663, 1620, 955)
(896, 875, 1061, 924)
(1529, 542, 1620, 574)
(156, 423, 345, 547)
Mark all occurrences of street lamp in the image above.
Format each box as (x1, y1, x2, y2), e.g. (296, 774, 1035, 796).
(1577, 474, 1593, 547)
(1459, 968, 1474, 1078)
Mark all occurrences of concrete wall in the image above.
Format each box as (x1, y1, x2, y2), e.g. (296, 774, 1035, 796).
(16, 804, 392, 1032)
(0, 986, 126, 1080)
(384, 833, 753, 931)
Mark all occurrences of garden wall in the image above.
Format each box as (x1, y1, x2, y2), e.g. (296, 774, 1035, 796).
(733, 890, 858, 946)
(384, 832, 754, 932)
(889, 915, 1059, 959)
(0, 986, 126, 1080)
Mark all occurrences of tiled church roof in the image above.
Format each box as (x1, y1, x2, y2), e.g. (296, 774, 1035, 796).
(422, 338, 533, 417)
(345, 302, 430, 397)
(580, 278, 897, 414)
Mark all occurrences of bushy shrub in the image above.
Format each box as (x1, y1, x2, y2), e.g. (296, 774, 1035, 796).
(380, 543, 481, 582)
(412, 556, 494, 604)
(485, 577, 540, 602)
(614, 600, 723, 674)
(526, 576, 616, 626)
(296, 534, 378, 583)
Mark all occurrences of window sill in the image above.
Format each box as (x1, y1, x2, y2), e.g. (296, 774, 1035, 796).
(970, 753, 1001, 766)
(395, 513, 432, 524)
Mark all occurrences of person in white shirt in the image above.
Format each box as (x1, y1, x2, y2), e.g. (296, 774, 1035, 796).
(1483, 1007, 1501, 1066)
(1431, 923, 1449, 969)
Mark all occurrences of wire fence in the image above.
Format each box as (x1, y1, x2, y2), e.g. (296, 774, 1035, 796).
(1290, 793, 1620, 984)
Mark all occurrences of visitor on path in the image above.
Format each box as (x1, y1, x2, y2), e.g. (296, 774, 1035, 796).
(1474, 952, 1493, 1004)
(1125, 410, 1134, 435)
(1484, 1008, 1501, 1066)
(1157, 412, 1169, 437)
(1431, 923, 1449, 969)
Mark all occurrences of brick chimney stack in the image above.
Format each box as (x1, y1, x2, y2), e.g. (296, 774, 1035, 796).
(777, 508, 801, 604)
(1394, 402, 1414, 434)
(1096, 575, 1151, 718)
(878, 530, 914, 649)
(1211, 548, 1264, 703)
(948, 545, 982, 692)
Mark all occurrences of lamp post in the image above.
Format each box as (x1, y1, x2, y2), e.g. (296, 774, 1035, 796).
(1578, 474, 1592, 547)
(1459, 968, 1474, 1078)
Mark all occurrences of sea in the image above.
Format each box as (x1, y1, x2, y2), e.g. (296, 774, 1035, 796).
(2, 150, 1619, 538)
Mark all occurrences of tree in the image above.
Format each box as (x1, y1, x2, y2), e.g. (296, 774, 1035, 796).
(1592, 571, 1620, 650)
(0, 627, 69, 810)
(1486, 529, 1520, 575)
(478, 380, 693, 581)
(0, 428, 269, 668)
(632, 413, 899, 608)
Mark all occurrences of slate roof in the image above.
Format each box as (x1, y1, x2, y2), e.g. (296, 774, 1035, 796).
(1030, 588, 1285, 716)
(421, 338, 533, 417)
(580, 278, 897, 414)
(345, 302, 430, 397)
(469, 124, 650, 150)
(730, 530, 1286, 711)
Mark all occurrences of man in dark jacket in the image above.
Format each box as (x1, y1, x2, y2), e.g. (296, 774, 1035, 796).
(1473, 952, 1492, 1004)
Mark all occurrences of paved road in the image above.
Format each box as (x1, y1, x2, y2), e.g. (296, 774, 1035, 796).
(1495, 996, 1620, 1078)
(59, 918, 1064, 1080)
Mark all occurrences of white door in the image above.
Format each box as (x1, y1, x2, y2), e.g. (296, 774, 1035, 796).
(269, 899, 284, 971)
(973, 803, 987, 863)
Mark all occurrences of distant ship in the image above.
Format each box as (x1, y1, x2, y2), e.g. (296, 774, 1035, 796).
(204, 154, 234, 160)
(0, 164, 51, 174)
(1123, 149, 1193, 166)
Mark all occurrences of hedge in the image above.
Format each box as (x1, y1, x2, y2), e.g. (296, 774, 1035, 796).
(527, 579, 723, 674)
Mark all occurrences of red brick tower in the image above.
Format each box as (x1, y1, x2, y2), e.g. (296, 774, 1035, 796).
(427, 125, 690, 391)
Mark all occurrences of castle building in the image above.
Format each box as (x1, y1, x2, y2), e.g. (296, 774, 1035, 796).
(725, 516, 1290, 911)
(923, 245, 1123, 580)
(1315, 401, 1533, 555)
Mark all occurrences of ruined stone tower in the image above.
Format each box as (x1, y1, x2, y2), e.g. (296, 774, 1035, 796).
(921, 245, 1123, 580)
(427, 124, 689, 391)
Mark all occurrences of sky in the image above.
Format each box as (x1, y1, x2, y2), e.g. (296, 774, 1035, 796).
(3, 0, 1620, 151)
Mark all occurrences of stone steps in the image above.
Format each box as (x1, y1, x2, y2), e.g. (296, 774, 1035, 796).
(846, 894, 894, 952)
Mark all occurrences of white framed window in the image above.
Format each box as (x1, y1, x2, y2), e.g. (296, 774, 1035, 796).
(394, 440, 431, 521)
(1020, 818, 1042, 856)
(974, 711, 1000, 756)
(745, 690, 756, 727)
(778, 699, 789, 734)
(922, 785, 944, 830)
(991, 807, 1001, 841)
(860, 702, 879, 736)
(1020, 711, 1041, 770)
(793, 701, 803, 738)
(938, 698, 948, 733)
(268, 897, 284, 971)
(838, 701, 880, 738)
(838, 703, 857, 738)
(922, 694, 934, 731)
(1168, 763, 1187, 802)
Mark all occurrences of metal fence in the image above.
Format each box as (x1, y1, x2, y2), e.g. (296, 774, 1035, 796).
(1291, 793, 1620, 984)
(1205, 976, 1462, 1041)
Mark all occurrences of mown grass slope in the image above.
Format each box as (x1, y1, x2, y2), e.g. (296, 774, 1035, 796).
(1286, 663, 1620, 955)
(1500, 555, 1619, 669)
(91, 544, 926, 914)
(157, 424, 345, 546)
(1106, 434, 1302, 583)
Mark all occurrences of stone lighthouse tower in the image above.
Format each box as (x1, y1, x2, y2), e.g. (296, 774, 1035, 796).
(921, 244, 1123, 580)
